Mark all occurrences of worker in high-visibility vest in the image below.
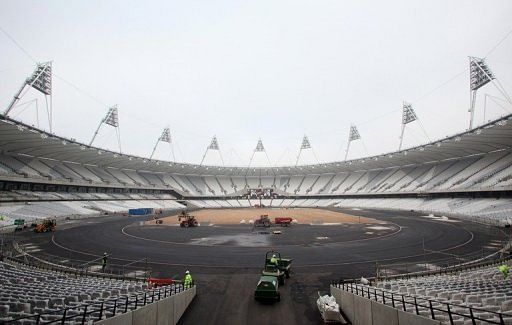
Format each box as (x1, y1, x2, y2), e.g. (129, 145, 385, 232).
(270, 254, 279, 267)
(184, 270, 193, 289)
(499, 264, 510, 279)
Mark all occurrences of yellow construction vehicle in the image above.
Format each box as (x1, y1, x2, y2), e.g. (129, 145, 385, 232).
(34, 219, 56, 233)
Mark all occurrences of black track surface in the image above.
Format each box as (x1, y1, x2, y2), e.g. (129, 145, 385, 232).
(17, 208, 506, 325)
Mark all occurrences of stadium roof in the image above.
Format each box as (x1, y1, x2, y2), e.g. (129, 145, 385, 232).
(0, 114, 511, 176)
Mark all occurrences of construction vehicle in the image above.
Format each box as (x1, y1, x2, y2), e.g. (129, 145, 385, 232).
(254, 215, 271, 227)
(254, 275, 280, 302)
(34, 219, 56, 233)
(148, 278, 174, 288)
(178, 210, 198, 228)
(14, 219, 26, 231)
(274, 217, 293, 227)
(261, 251, 293, 285)
(262, 251, 293, 283)
(254, 215, 293, 228)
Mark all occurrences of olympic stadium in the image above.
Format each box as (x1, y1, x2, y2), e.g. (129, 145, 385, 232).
(1, 2, 512, 325)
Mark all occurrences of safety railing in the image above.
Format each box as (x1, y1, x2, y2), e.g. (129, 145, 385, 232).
(375, 255, 511, 283)
(6, 283, 194, 324)
(331, 282, 512, 325)
(7, 240, 151, 281)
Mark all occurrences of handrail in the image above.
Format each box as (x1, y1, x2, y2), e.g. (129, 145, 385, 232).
(7, 240, 146, 282)
(6, 283, 194, 324)
(378, 256, 510, 282)
(79, 254, 107, 268)
(335, 256, 510, 288)
(332, 282, 512, 325)
(122, 257, 147, 268)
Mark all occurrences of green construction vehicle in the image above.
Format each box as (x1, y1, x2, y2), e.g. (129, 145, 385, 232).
(14, 219, 25, 231)
(254, 275, 280, 302)
(262, 251, 293, 285)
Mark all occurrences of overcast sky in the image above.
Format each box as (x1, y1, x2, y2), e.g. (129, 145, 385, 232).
(1, 0, 511, 166)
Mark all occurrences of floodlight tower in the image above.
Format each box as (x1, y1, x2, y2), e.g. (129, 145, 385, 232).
(398, 102, 418, 151)
(89, 105, 122, 153)
(468, 57, 512, 129)
(247, 139, 274, 169)
(295, 135, 318, 166)
(4, 61, 53, 132)
(469, 57, 495, 129)
(344, 125, 361, 161)
(200, 136, 224, 166)
(248, 139, 269, 167)
(149, 127, 173, 160)
(246, 138, 275, 188)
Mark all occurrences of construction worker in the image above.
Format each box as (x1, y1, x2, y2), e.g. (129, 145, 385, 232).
(270, 254, 279, 266)
(101, 253, 108, 272)
(184, 270, 193, 289)
(498, 264, 510, 279)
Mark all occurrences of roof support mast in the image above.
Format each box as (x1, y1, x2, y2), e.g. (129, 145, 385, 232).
(344, 125, 361, 161)
(246, 139, 275, 179)
(89, 105, 122, 153)
(295, 135, 318, 166)
(398, 102, 418, 151)
(200, 136, 224, 166)
(468, 56, 511, 129)
(4, 62, 53, 132)
(149, 127, 172, 160)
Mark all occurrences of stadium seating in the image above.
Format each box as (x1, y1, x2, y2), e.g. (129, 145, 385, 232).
(371, 261, 512, 324)
(333, 198, 512, 226)
(0, 197, 185, 228)
(0, 260, 150, 323)
(0, 149, 511, 196)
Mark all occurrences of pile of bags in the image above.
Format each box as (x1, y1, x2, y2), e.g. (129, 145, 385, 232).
(317, 293, 341, 322)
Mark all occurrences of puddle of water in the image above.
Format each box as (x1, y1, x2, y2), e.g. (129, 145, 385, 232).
(310, 222, 341, 226)
(366, 226, 391, 231)
(422, 215, 460, 223)
(189, 234, 270, 247)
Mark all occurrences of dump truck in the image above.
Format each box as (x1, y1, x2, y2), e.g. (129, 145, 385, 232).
(254, 275, 280, 302)
(178, 210, 198, 228)
(34, 219, 56, 233)
(254, 215, 292, 227)
(274, 217, 293, 227)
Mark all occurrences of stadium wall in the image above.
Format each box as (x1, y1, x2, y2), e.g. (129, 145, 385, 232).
(96, 285, 196, 325)
(330, 285, 440, 325)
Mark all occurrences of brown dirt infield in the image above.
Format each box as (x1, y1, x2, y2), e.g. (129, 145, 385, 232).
(149, 208, 383, 225)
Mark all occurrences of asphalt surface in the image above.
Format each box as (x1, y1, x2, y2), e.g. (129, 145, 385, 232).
(15, 208, 507, 325)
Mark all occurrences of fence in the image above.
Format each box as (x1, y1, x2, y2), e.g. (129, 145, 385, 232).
(3, 238, 151, 281)
(376, 249, 507, 281)
(6, 283, 192, 324)
(331, 282, 512, 325)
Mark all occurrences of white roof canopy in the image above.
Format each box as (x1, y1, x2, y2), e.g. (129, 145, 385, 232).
(0, 114, 511, 177)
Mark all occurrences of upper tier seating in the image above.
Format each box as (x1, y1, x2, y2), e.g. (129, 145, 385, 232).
(0, 148, 510, 196)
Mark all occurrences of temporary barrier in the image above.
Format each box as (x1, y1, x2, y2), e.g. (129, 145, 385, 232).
(128, 208, 154, 215)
